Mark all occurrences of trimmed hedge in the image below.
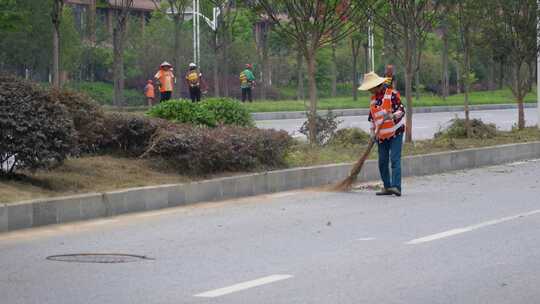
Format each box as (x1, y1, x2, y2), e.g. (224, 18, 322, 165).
(144, 125, 292, 174)
(50, 89, 108, 153)
(0, 76, 76, 175)
(146, 99, 217, 127)
(200, 97, 254, 127)
(102, 113, 164, 156)
(146, 98, 253, 128)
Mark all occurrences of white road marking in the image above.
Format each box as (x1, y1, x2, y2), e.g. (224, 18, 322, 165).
(356, 237, 376, 241)
(194, 274, 293, 298)
(406, 209, 540, 245)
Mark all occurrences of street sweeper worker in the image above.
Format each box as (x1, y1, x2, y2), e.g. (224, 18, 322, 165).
(359, 71, 405, 197)
(154, 61, 175, 102)
(185, 63, 203, 102)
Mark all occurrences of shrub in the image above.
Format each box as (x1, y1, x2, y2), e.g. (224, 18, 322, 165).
(299, 110, 342, 145)
(0, 76, 76, 176)
(146, 98, 253, 128)
(49, 88, 108, 153)
(146, 99, 217, 127)
(144, 126, 292, 174)
(199, 97, 254, 127)
(435, 118, 497, 139)
(102, 113, 162, 156)
(328, 128, 370, 147)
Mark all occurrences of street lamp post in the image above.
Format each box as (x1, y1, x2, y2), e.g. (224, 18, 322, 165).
(368, 16, 374, 72)
(188, 0, 220, 66)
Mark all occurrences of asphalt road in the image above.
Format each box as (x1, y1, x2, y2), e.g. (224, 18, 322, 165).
(1, 159, 540, 303)
(256, 108, 539, 140)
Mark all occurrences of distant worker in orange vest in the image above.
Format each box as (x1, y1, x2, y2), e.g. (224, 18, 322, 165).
(154, 61, 175, 102)
(359, 70, 405, 197)
(144, 79, 155, 107)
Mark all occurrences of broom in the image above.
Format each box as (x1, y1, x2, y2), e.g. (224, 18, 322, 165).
(331, 126, 380, 192)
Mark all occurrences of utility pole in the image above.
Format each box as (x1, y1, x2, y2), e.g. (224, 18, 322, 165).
(368, 16, 374, 72)
(187, 0, 219, 66)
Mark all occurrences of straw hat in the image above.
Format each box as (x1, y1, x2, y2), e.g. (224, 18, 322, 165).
(358, 71, 387, 91)
(160, 61, 173, 67)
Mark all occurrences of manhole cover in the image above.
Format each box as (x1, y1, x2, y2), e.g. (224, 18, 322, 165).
(46, 253, 154, 264)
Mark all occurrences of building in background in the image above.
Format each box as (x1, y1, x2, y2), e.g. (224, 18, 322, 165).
(66, 0, 156, 40)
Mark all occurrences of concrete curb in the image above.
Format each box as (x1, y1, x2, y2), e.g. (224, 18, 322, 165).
(1, 142, 539, 233)
(251, 103, 538, 121)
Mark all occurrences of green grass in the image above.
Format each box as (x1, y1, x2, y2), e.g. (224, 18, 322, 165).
(243, 89, 537, 112)
(70, 81, 145, 106)
(285, 127, 540, 168)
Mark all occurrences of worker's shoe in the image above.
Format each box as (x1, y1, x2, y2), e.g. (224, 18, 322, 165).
(376, 188, 393, 196)
(387, 187, 402, 197)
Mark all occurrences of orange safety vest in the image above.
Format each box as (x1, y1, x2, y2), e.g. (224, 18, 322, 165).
(155, 69, 174, 93)
(370, 88, 405, 141)
(145, 84, 155, 98)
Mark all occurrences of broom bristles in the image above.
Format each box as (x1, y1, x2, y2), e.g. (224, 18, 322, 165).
(330, 138, 376, 192)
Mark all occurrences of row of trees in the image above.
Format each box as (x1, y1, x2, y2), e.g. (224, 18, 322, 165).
(0, 0, 538, 144)
(255, 0, 537, 142)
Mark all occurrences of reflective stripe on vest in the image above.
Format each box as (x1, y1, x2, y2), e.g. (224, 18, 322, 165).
(370, 88, 404, 140)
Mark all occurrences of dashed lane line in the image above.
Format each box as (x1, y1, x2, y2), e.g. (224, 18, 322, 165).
(406, 209, 540, 245)
(194, 274, 293, 298)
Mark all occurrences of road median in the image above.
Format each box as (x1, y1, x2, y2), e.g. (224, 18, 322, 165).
(1, 141, 539, 233)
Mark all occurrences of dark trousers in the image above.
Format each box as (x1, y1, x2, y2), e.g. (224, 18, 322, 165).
(241, 87, 252, 102)
(189, 86, 201, 102)
(377, 133, 403, 191)
(160, 91, 172, 102)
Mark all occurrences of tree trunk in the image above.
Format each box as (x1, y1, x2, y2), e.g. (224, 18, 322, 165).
(255, 21, 270, 100)
(513, 64, 526, 130)
(221, 27, 231, 97)
(113, 26, 125, 106)
(488, 55, 495, 90)
(403, 26, 415, 143)
(213, 33, 220, 97)
(52, 24, 60, 88)
(498, 60, 504, 89)
(306, 51, 318, 144)
(173, 16, 182, 98)
(261, 42, 269, 100)
(456, 62, 461, 94)
(87, 0, 96, 81)
(222, 44, 230, 97)
(461, 10, 472, 138)
(296, 50, 304, 100)
(517, 96, 525, 129)
(404, 69, 413, 143)
(351, 39, 359, 101)
(331, 42, 337, 97)
(415, 67, 420, 101)
(441, 26, 449, 99)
